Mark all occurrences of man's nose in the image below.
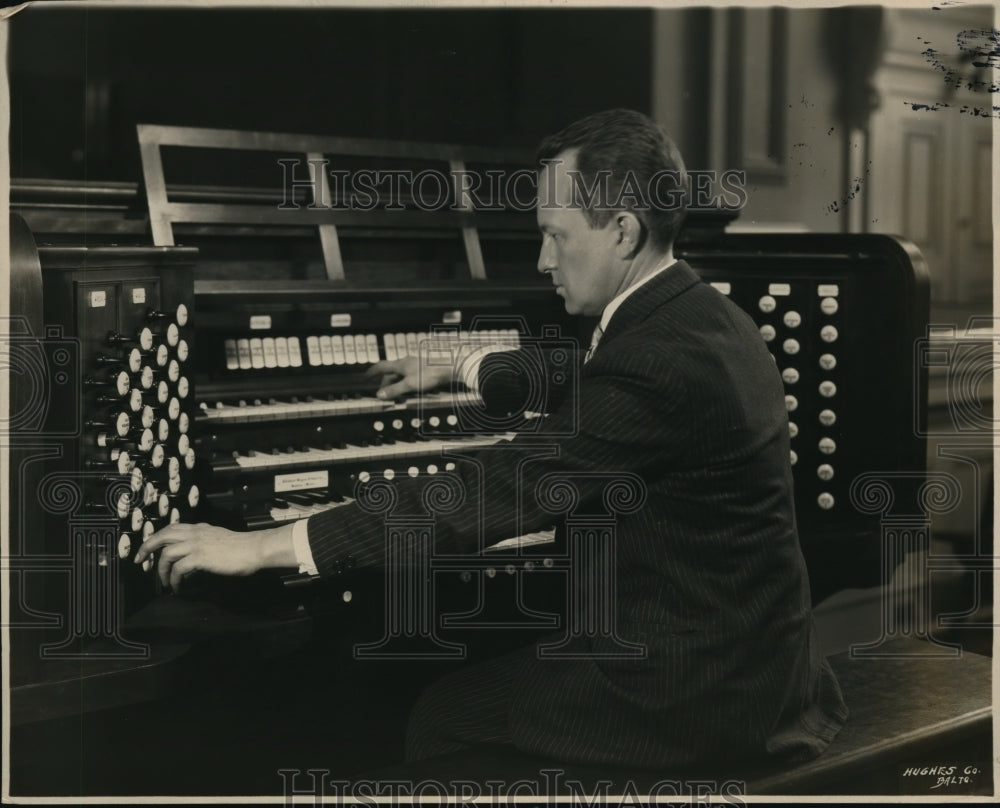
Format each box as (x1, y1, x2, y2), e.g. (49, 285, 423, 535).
(537, 238, 556, 274)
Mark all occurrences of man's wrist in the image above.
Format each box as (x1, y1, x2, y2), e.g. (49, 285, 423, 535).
(256, 523, 299, 570)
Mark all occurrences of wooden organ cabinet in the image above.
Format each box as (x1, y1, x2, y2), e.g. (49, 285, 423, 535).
(9, 215, 199, 689)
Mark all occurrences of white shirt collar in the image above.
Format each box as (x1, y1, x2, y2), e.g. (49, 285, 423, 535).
(598, 259, 677, 333)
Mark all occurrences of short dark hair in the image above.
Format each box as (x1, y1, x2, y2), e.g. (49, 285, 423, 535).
(536, 109, 688, 250)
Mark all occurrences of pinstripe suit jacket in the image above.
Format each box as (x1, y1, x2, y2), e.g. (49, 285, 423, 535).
(307, 261, 848, 768)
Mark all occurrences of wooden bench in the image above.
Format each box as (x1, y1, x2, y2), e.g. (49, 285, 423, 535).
(366, 637, 992, 797)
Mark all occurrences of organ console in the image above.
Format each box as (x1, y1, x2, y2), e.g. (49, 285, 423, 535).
(7, 125, 935, 796)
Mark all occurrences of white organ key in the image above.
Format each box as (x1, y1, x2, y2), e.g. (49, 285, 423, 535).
(306, 336, 322, 366)
(275, 337, 291, 368)
(405, 332, 419, 357)
(224, 339, 239, 370)
(287, 337, 303, 368)
(384, 334, 398, 362)
(249, 338, 265, 369)
(236, 339, 252, 370)
(318, 335, 335, 366)
(262, 337, 278, 368)
(365, 334, 380, 363)
(394, 332, 408, 357)
(330, 335, 346, 365)
(343, 335, 358, 365)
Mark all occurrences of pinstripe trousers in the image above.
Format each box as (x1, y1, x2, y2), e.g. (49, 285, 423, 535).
(404, 645, 528, 762)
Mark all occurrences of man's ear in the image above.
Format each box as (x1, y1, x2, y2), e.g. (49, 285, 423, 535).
(613, 212, 645, 258)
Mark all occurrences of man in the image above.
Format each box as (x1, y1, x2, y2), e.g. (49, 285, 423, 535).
(137, 109, 847, 769)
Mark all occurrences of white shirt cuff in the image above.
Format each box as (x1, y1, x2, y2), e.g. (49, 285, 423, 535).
(292, 518, 319, 576)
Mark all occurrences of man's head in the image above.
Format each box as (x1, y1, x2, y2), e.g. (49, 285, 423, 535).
(534, 109, 688, 316)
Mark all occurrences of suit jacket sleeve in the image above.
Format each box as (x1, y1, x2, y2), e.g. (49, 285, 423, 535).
(305, 338, 688, 577)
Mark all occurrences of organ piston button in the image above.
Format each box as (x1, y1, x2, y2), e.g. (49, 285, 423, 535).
(445, 462, 456, 471)
(819, 381, 837, 398)
(784, 395, 798, 412)
(819, 353, 837, 371)
(788, 422, 799, 438)
(408, 466, 419, 478)
(358, 471, 371, 483)
(817, 464, 834, 481)
(138, 429, 155, 453)
(114, 412, 131, 437)
(818, 437, 837, 455)
(820, 325, 839, 343)
(392, 419, 404, 431)
(783, 311, 802, 328)
(758, 296, 777, 313)
(759, 325, 776, 342)
(781, 368, 800, 384)
(112, 371, 130, 397)
(427, 464, 439, 474)
(410, 418, 422, 429)
(820, 297, 839, 315)
(383, 469, 395, 480)
(819, 409, 837, 426)
(373, 420, 385, 432)
(428, 416, 440, 427)
(782, 339, 800, 355)
(446, 414, 458, 426)
(817, 492, 835, 510)
(118, 533, 131, 559)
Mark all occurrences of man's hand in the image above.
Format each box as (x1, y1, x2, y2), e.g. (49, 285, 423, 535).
(134, 522, 296, 592)
(367, 356, 454, 400)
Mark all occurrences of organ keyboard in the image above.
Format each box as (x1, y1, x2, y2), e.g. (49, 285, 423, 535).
(192, 281, 575, 533)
